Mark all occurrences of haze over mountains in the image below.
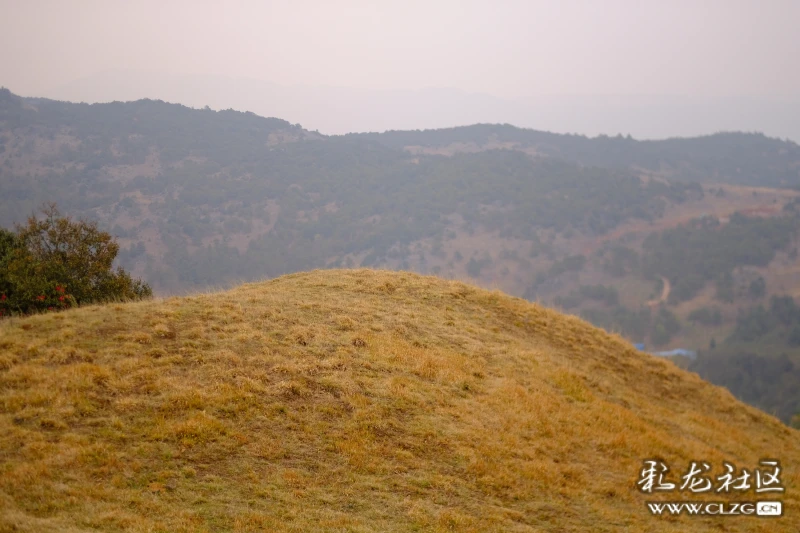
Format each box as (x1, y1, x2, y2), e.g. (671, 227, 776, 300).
(48, 70, 800, 141)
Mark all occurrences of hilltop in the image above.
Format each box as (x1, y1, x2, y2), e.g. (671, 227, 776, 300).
(0, 269, 797, 532)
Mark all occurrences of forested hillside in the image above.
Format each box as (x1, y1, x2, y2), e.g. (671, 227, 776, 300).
(354, 124, 800, 187)
(3, 87, 800, 422)
(1, 87, 701, 291)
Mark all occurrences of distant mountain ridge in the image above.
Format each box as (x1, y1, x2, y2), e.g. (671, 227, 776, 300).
(45, 70, 800, 141)
(352, 125, 800, 187)
(6, 86, 799, 187)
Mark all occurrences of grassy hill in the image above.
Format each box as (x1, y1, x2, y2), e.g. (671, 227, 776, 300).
(0, 269, 797, 532)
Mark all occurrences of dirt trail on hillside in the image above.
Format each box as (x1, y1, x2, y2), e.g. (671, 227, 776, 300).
(647, 276, 670, 307)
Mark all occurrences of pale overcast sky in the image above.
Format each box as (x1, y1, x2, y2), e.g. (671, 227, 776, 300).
(1, 0, 799, 137)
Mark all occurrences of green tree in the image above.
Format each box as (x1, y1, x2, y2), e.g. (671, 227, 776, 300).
(1, 204, 151, 316)
(715, 272, 735, 303)
(0, 228, 20, 315)
(688, 306, 723, 326)
(650, 308, 681, 346)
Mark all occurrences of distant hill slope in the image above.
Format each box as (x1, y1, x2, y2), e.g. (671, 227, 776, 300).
(0, 87, 704, 291)
(3, 88, 798, 295)
(352, 124, 800, 187)
(0, 269, 797, 532)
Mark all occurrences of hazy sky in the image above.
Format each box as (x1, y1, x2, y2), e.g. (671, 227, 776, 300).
(1, 0, 799, 137)
(2, 0, 798, 97)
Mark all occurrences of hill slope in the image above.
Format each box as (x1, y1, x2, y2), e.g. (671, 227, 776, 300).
(0, 269, 797, 532)
(0, 88, 701, 293)
(352, 124, 800, 187)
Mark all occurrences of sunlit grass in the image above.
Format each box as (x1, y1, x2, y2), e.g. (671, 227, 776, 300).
(0, 269, 797, 532)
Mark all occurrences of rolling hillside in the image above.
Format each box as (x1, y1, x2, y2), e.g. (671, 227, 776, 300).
(4, 87, 800, 423)
(353, 124, 800, 187)
(0, 269, 797, 532)
(0, 87, 701, 294)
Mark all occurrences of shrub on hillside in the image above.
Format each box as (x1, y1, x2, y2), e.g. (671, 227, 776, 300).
(650, 308, 682, 346)
(0, 204, 151, 317)
(687, 306, 723, 326)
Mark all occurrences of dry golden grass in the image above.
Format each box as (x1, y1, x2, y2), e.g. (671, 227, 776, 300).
(0, 269, 797, 532)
